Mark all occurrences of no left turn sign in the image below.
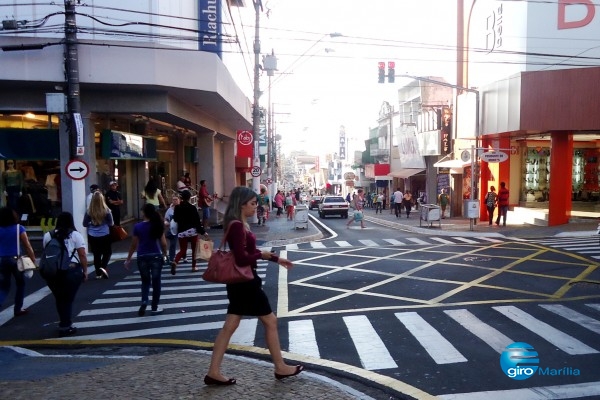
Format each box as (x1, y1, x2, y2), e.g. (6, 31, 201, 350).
(65, 159, 89, 180)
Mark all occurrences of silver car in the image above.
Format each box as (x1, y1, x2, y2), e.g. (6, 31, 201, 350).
(318, 195, 349, 218)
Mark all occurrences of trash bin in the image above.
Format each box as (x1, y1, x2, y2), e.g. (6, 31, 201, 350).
(294, 204, 309, 229)
(420, 204, 441, 228)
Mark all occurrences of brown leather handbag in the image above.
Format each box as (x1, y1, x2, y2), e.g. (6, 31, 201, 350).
(202, 221, 253, 284)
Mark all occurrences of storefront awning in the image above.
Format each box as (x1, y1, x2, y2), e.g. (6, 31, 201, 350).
(387, 168, 425, 179)
(433, 159, 470, 169)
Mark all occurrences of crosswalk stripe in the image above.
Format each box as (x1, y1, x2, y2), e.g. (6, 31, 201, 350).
(480, 237, 503, 243)
(288, 320, 320, 358)
(231, 318, 258, 346)
(493, 306, 599, 355)
(444, 309, 513, 354)
(430, 237, 454, 244)
(334, 240, 352, 247)
(540, 304, 600, 335)
(60, 321, 225, 341)
(358, 239, 378, 247)
(92, 290, 227, 304)
(395, 312, 467, 364)
(587, 303, 600, 313)
(310, 242, 326, 249)
(78, 299, 230, 317)
(383, 239, 404, 245)
(343, 315, 398, 370)
(75, 309, 227, 328)
(286, 243, 299, 250)
(105, 283, 227, 294)
(406, 238, 430, 245)
(454, 237, 479, 244)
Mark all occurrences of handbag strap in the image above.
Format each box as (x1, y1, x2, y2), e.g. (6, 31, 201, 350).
(16, 224, 20, 256)
(219, 220, 244, 251)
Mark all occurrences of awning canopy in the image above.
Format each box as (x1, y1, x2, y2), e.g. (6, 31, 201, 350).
(387, 168, 425, 179)
(433, 159, 470, 169)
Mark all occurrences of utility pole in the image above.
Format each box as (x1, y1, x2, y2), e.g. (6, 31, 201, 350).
(251, 1, 262, 194)
(63, 0, 87, 240)
(64, 0, 82, 159)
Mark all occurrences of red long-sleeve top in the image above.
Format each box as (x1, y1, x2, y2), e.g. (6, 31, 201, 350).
(226, 221, 279, 267)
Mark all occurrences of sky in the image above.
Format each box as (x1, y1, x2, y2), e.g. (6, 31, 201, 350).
(234, 0, 458, 156)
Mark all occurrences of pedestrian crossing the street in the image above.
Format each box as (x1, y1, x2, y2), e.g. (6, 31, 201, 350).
(57, 263, 600, 373)
(530, 236, 600, 260)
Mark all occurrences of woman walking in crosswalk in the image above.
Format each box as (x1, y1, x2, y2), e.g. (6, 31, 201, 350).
(204, 186, 303, 386)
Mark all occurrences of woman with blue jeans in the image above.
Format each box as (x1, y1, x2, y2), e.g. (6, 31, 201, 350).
(124, 204, 168, 316)
(42, 212, 88, 337)
(0, 207, 36, 317)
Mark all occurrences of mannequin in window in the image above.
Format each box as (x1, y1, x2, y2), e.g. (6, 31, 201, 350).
(3, 160, 23, 211)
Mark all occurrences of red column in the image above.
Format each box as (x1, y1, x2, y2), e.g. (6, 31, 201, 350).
(548, 132, 572, 226)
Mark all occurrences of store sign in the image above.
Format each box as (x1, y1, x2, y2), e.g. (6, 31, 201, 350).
(198, 0, 222, 58)
(480, 151, 508, 163)
(343, 172, 356, 180)
(236, 130, 253, 158)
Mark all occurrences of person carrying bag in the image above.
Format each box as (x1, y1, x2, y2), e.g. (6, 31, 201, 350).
(0, 207, 36, 317)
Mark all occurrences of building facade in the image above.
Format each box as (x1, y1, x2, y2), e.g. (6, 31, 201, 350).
(0, 1, 252, 232)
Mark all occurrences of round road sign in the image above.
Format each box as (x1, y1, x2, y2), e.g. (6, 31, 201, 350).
(65, 159, 89, 180)
(250, 166, 262, 177)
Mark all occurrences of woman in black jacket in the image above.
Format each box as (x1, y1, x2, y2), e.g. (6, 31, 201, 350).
(170, 190, 208, 274)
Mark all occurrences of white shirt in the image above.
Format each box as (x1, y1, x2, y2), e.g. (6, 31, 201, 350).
(43, 230, 86, 263)
(393, 190, 404, 203)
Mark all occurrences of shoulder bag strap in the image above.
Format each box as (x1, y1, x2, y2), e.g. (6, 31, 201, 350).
(219, 220, 242, 250)
(16, 224, 20, 256)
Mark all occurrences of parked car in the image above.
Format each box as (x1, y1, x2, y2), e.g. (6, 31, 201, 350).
(308, 195, 323, 210)
(318, 195, 349, 218)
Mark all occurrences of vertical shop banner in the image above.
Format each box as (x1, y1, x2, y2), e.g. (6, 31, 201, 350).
(236, 130, 253, 158)
(198, 0, 222, 58)
(259, 109, 267, 163)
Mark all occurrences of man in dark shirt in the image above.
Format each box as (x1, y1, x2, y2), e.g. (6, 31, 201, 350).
(105, 181, 123, 225)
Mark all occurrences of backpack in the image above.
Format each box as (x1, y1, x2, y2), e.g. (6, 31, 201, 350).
(39, 231, 76, 280)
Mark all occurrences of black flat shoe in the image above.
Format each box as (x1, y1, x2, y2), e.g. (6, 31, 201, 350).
(274, 365, 304, 380)
(170, 262, 177, 276)
(204, 375, 236, 386)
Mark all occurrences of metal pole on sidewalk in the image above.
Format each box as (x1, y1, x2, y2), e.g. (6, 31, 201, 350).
(250, 0, 262, 223)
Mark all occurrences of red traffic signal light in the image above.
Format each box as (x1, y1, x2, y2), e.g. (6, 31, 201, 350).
(378, 62, 385, 83)
(387, 61, 395, 83)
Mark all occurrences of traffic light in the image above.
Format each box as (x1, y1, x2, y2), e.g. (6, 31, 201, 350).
(387, 61, 395, 83)
(378, 62, 385, 83)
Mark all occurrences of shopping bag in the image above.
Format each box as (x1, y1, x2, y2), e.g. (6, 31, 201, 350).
(109, 225, 128, 242)
(196, 238, 214, 260)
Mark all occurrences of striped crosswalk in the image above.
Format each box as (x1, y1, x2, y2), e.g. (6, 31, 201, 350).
(273, 236, 505, 251)
(530, 236, 600, 260)
(58, 263, 600, 372)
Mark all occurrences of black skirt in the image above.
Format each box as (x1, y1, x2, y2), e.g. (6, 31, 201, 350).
(226, 270, 272, 316)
